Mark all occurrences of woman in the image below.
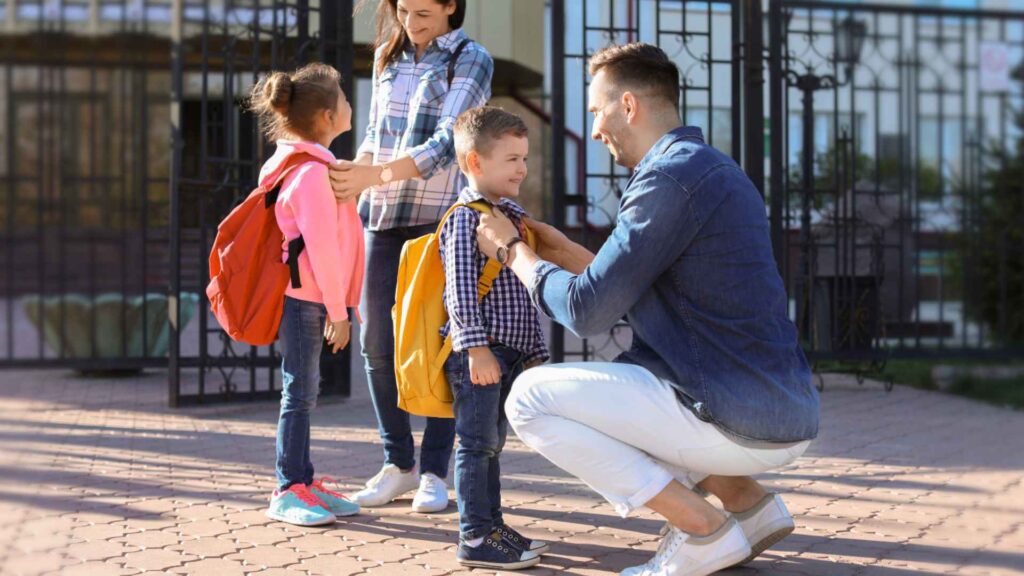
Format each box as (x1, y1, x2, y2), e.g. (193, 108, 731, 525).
(329, 0, 493, 514)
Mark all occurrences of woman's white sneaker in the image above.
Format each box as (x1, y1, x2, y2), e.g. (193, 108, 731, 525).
(620, 519, 750, 576)
(411, 472, 449, 513)
(350, 464, 420, 507)
(730, 493, 795, 565)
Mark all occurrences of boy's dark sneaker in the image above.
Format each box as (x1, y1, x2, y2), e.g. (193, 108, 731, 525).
(496, 522, 551, 555)
(456, 529, 541, 570)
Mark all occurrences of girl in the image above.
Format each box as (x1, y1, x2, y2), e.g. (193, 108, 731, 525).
(249, 63, 365, 526)
(328, 0, 494, 515)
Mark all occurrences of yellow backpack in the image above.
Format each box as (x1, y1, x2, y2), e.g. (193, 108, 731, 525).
(392, 200, 536, 418)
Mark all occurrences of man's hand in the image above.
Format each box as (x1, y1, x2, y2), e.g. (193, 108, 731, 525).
(468, 347, 502, 385)
(324, 318, 351, 353)
(329, 160, 376, 203)
(523, 358, 545, 370)
(523, 217, 571, 263)
(476, 211, 520, 261)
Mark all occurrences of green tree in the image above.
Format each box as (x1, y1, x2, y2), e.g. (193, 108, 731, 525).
(967, 136, 1024, 345)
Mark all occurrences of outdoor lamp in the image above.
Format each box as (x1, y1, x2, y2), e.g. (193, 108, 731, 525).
(834, 16, 867, 74)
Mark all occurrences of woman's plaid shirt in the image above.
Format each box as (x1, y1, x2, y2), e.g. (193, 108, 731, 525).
(356, 28, 493, 231)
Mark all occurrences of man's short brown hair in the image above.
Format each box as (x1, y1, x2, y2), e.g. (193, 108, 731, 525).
(589, 42, 680, 109)
(454, 106, 529, 171)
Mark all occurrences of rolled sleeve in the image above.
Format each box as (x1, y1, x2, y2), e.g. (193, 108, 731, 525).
(529, 260, 562, 319)
(451, 324, 489, 351)
(407, 46, 493, 181)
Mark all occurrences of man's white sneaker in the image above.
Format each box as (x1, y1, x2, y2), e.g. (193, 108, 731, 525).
(731, 493, 795, 565)
(350, 464, 419, 508)
(620, 519, 750, 576)
(411, 472, 449, 513)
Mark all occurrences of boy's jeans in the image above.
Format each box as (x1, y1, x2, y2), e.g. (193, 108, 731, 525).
(276, 296, 326, 491)
(445, 345, 524, 541)
(361, 224, 455, 478)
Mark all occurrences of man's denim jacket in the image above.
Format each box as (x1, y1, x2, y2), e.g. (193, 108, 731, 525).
(530, 126, 819, 443)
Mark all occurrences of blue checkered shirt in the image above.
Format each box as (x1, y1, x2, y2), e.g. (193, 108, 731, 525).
(356, 28, 493, 231)
(439, 188, 549, 365)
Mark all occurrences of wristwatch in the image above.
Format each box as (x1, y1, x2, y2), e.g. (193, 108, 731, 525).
(496, 237, 524, 266)
(379, 164, 394, 184)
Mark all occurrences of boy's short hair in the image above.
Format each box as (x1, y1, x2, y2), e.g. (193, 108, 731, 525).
(453, 106, 529, 171)
(589, 42, 680, 110)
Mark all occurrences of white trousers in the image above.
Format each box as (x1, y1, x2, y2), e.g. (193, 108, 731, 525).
(505, 362, 810, 517)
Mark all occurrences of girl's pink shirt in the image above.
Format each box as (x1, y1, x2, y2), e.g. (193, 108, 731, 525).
(260, 140, 364, 322)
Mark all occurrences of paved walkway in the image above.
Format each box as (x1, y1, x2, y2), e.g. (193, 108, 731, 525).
(0, 369, 1021, 576)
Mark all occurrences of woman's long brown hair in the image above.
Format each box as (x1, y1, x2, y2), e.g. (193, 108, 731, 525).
(357, 0, 466, 76)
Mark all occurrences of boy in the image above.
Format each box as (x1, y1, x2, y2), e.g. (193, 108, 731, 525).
(441, 106, 550, 570)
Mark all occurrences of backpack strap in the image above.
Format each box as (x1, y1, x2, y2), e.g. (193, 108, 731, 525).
(447, 39, 472, 87)
(463, 201, 503, 303)
(264, 152, 329, 290)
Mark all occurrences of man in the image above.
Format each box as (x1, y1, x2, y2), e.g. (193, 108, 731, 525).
(475, 43, 819, 576)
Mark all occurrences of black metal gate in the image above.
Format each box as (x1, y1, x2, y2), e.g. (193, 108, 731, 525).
(550, 0, 1023, 366)
(768, 0, 1024, 363)
(0, 1, 355, 406)
(2, 2, 175, 372)
(169, 0, 355, 405)
(548, 0, 763, 362)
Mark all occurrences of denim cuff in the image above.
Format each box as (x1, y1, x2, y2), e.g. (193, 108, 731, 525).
(461, 522, 496, 542)
(529, 261, 560, 319)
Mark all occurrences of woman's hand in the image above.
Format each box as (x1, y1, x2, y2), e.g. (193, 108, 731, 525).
(329, 161, 377, 203)
(476, 210, 521, 260)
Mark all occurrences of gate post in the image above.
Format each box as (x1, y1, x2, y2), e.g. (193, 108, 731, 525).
(319, 0, 355, 397)
(549, 0, 566, 363)
(742, 0, 765, 196)
(768, 0, 786, 279)
(168, 0, 184, 408)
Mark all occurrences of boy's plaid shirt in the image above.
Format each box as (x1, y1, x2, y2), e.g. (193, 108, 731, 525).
(356, 28, 493, 231)
(439, 188, 549, 366)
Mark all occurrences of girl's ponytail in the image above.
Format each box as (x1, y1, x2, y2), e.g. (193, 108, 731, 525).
(249, 65, 340, 142)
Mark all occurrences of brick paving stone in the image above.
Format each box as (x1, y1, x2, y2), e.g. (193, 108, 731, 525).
(404, 548, 461, 571)
(169, 558, 253, 575)
(120, 516, 181, 532)
(225, 525, 293, 546)
(245, 570, 307, 576)
(115, 530, 183, 550)
(168, 535, 252, 558)
(121, 548, 196, 572)
(343, 541, 419, 563)
(364, 563, 452, 576)
(50, 560, 141, 576)
(298, 553, 379, 575)
(64, 540, 141, 563)
(173, 518, 237, 539)
(69, 522, 134, 542)
(284, 532, 353, 555)
(4, 554, 66, 576)
(225, 546, 314, 569)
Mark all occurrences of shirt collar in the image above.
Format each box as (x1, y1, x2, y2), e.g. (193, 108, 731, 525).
(402, 27, 466, 58)
(634, 125, 705, 172)
(457, 186, 527, 219)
